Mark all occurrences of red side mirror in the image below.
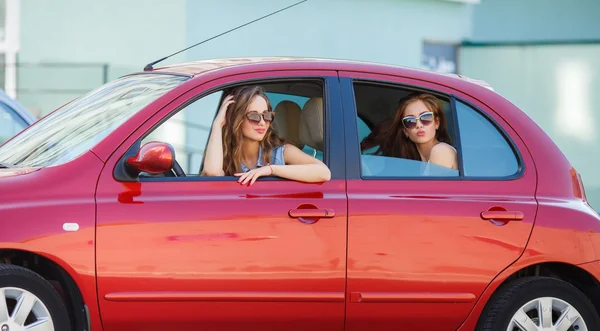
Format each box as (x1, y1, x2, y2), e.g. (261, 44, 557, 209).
(126, 142, 174, 175)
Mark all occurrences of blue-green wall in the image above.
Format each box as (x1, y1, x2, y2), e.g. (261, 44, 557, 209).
(183, 0, 473, 68)
(470, 0, 600, 42)
(17, 0, 188, 116)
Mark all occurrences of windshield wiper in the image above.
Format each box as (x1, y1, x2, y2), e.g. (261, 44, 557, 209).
(0, 162, 15, 168)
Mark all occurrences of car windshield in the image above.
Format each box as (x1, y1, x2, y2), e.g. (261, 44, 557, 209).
(0, 73, 189, 168)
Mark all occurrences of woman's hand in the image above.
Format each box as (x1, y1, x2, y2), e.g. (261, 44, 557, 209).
(214, 94, 235, 128)
(235, 166, 273, 186)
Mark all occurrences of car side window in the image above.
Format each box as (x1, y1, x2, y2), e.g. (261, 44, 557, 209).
(455, 100, 519, 177)
(139, 80, 327, 178)
(352, 81, 520, 179)
(353, 82, 460, 178)
(0, 105, 28, 145)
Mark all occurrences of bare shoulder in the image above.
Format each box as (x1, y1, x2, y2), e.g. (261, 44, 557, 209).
(431, 142, 456, 156)
(282, 143, 302, 156)
(430, 142, 458, 169)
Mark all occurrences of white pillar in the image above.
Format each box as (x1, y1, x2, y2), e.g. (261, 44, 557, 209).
(3, 0, 20, 99)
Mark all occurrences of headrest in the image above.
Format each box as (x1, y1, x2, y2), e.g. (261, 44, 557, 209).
(272, 101, 303, 148)
(299, 97, 324, 151)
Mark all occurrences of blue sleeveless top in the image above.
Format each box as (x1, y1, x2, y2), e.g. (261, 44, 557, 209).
(240, 145, 286, 173)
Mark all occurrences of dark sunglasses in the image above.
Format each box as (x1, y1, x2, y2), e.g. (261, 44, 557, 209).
(246, 111, 275, 123)
(402, 111, 434, 129)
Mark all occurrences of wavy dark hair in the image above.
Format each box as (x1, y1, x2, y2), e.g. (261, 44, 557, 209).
(361, 92, 452, 160)
(221, 85, 285, 175)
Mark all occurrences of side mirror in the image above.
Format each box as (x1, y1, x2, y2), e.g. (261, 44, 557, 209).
(125, 142, 174, 176)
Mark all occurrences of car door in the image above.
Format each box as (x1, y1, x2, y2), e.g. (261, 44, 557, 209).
(95, 71, 347, 331)
(339, 73, 538, 331)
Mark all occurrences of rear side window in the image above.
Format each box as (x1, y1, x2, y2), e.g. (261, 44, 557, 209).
(455, 100, 519, 177)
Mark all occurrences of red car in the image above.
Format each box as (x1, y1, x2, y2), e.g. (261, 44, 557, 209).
(1, 57, 599, 331)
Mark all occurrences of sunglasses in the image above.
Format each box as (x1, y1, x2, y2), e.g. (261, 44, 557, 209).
(246, 111, 275, 123)
(402, 111, 435, 129)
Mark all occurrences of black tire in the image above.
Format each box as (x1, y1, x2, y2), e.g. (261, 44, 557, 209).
(477, 276, 600, 331)
(0, 264, 71, 331)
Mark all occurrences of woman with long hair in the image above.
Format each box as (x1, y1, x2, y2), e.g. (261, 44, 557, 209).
(363, 92, 457, 170)
(202, 85, 331, 185)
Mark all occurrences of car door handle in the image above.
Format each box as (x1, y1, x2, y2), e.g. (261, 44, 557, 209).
(480, 211, 524, 221)
(288, 209, 335, 218)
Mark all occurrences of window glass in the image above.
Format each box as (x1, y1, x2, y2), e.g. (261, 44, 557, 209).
(357, 116, 370, 144)
(267, 92, 308, 109)
(0, 104, 27, 145)
(455, 100, 519, 177)
(361, 154, 460, 177)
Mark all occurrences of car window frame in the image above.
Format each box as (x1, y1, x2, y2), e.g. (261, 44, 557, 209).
(340, 77, 526, 181)
(112, 71, 344, 183)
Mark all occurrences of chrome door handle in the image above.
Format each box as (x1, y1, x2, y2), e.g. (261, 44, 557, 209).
(480, 211, 524, 221)
(288, 209, 335, 218)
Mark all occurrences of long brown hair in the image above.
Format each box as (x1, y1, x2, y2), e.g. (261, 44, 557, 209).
(363, 92, 452, 160)
(222, 85, 285, 175)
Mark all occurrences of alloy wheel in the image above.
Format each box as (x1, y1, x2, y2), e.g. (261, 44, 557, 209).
(0, 287, 54, 331)
(507, 296, 587, 331)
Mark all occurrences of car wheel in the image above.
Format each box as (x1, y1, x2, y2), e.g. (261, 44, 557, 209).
(0, 264, 71, 331)
(477, 276, 600, 331)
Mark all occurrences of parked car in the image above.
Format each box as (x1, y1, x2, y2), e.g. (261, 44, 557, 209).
(0, 57, 599, 331)
(0, 89, 36, 145)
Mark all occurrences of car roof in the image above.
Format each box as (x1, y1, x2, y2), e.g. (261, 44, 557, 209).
(144, 56, 494, 91)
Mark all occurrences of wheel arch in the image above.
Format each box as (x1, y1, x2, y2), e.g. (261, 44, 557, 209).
(458, 261, 600, 330)
(497, 262, 600, 307)
(0, 248, 90, 331)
